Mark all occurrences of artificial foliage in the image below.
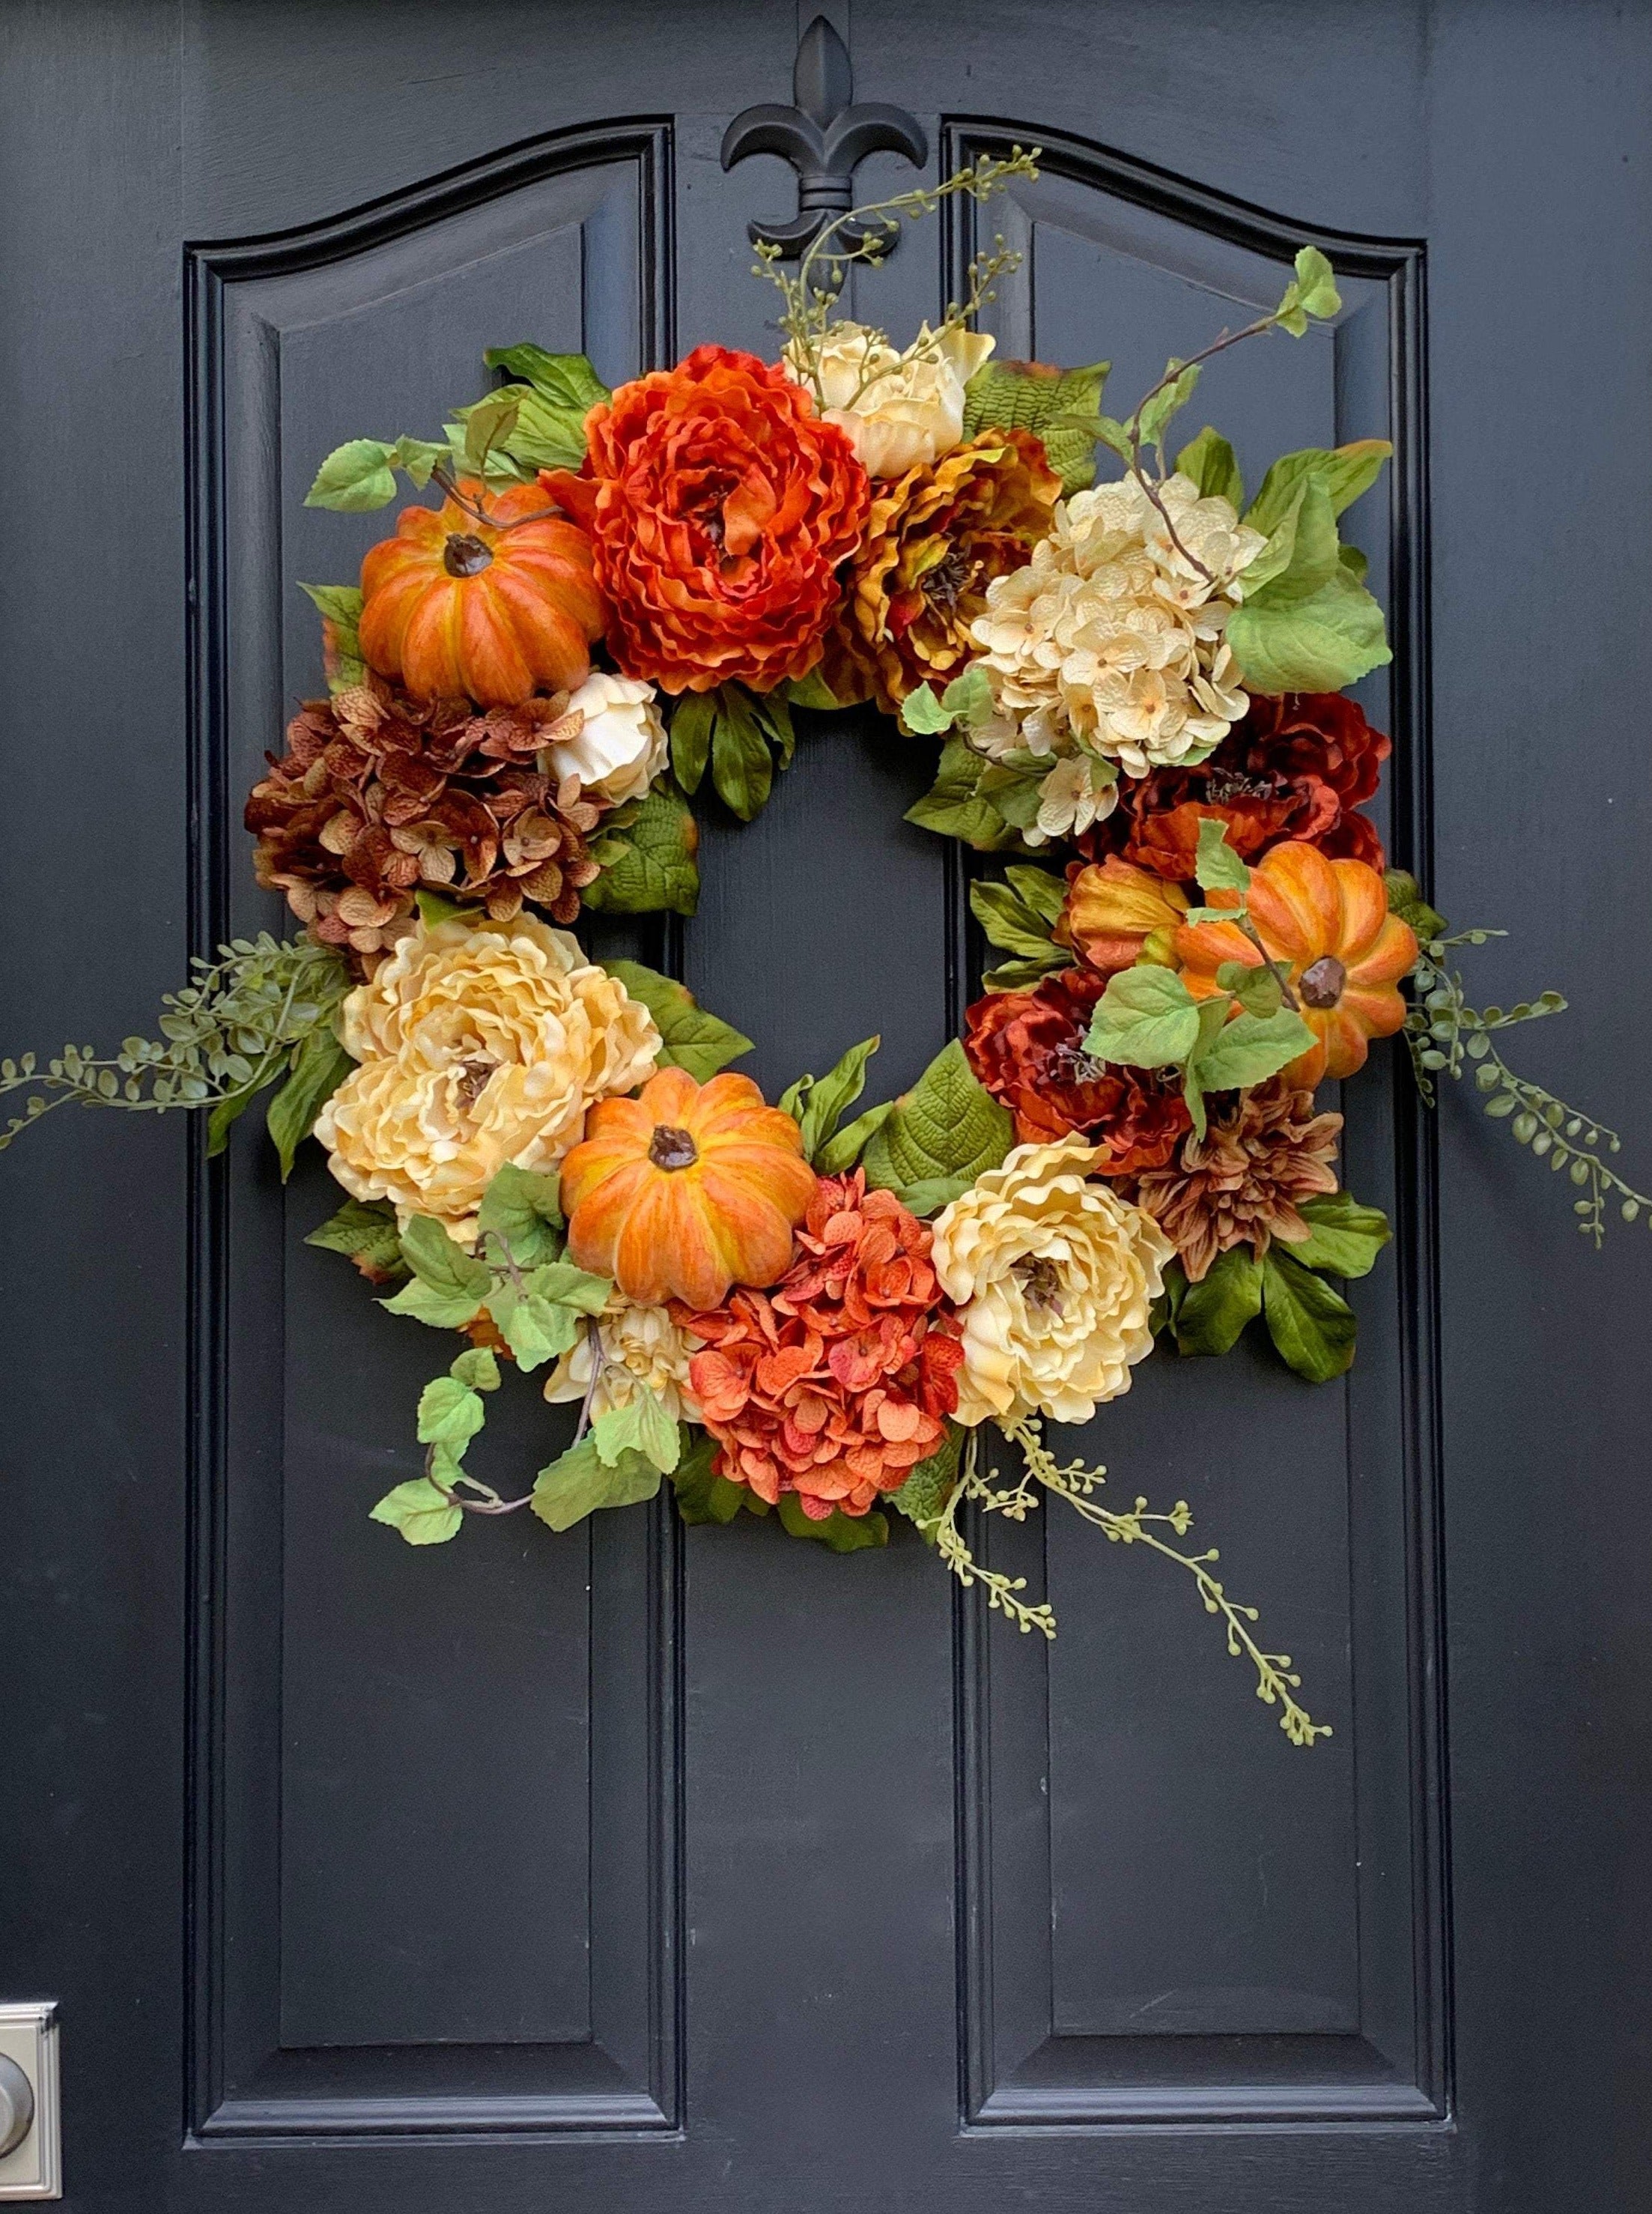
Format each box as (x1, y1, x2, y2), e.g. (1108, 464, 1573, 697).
(7, 154, 1647, 1751)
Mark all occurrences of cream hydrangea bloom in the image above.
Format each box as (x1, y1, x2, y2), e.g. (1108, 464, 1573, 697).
(788, 320, 996, 479)
(542, 1293, 704, 1425)
(930, 1137, 1173, 1427)
(315, 916, 660, 1239)
(969, 470, 1266, 777)
(541, 671, 667, 808)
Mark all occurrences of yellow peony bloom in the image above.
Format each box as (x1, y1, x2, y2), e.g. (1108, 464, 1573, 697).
(930, 1138, 1173, 1427)
(789, 320, 996, 479)
(315, 916, 660, 1239)
(970, 471, 1266, 777)
(542, 1293, 704, 1425)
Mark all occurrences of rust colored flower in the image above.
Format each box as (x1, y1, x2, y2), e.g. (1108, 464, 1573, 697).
(964, 968, 1191, 1169)
(1078, 690, 1390, 881)
(677, 1170, 963, 1520)
(1056, 858, 1190, 977)
(821, 429, 1061, 712)
(542, 344, 869, 696)
(245, 676, 604, 955)
(1120, 1078, 1343, 1283)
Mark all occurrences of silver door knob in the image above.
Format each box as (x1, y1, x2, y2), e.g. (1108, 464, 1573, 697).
(0, 2057, 32, 2159)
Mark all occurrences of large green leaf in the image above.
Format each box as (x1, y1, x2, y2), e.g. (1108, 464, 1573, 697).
(861, 1040, 1014, 1206)
(1242, 440, 1393, 538)
(1288, 1192, 1392, 1279)
(305, 1196, 407, 1285)
(1174, 1247, 1263, 1357)
(1191, 1007, 1317, 1094)
(962, 359, 1110, 491)
(1227, 563, 1392, 694)
(969, 868, 1072, 975)
(1241, 478, 1340, 603)
(476, 1162, 565, 1266)
(669, 694, 717, 795)
(304, 437, 400, 511)
(591, 1390, 681, 1476)
(1261, 1250, 1358, 1383)
(669, 1429, 747, 1525)
(1173, 426, 1243, 509)
(905, 738, 1030, 851)
(889, 1422, 965, 1541)
(369, 1478, 463, 1546)
(776, 1493, 890, 1552)
(416, 1375, 487, 1452)
(265, 1025, 354, 1180)
(604, 959, 753, 1082)
(582, 782, 701, 918)
(380, 1215, 491, 1329)
(530, 1434, 662, 1532)
(1084, 965, 1203, 1069)
(813, 1098, 895, 1176)
(785, 1035, 881, 1165)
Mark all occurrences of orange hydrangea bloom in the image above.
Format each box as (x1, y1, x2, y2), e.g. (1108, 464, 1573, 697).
(677, 1171, 963, 1520)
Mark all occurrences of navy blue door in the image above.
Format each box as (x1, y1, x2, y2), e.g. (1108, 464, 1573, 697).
(2, 4, 1649, 2209)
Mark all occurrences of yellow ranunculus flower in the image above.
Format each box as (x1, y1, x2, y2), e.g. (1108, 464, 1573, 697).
(931, 1138, 1173, 1427)
(315, 916, 659, 1240)
(542, 1292, 704, 1425)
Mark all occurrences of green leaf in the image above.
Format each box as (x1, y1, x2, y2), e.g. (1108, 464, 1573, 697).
(1194, 817, 1251, 896)
(264, 1025, 353, 1180)
(1241, 479, 1340, 604)
(370, 1478, 463, 1546)
(669, 1428, 747, 1524)
(776, 1492, 890, 1552)
(1150, 1257, 1189, 1337)
(940, 664, 993, 728)
(899, 682, 951, 735)
(1242, 441, 1393, 539)
(305, 437, 400, 512)
(592, 1389, 681, 1475)
(1091, 413, 1135, 459)
(416, 1375, 486, 1451)
(413, 888, 473, 928)
(204, 1085, 261, 1156)
(962, 359, 1110, 491)
(710, 688, 774, 821)
(1339, 542, 1370, 583)
(297, 580, 364, 637)
(450, 1346, 501, 1391)
(531, 1434, 662, 1532)
(380, 1216, 490, 1328)
(1174, 1246, 1264, 1356)
(476, 1162, 565, 1266)
(298, 580, 368, 691)
(1293, 245, 1341, 320)
(582, 781, 701, 918)
(1173, 426, 1243, 508)
(1226, 562, 1392, 694)
(305, 1196, 407, 1285)
(380, 1278, 485, 1329)
(484, 345, 609, 412)
(460, 390, 522, 479)
(1180, 996, 1231, 1141)
(1137, 360, 1200, 453)
(603, 959, 753, 1081)
(814, 1097, 895, 1176)
(669, 694, 716, 795)
(1384, 870, 1448, 941)
(860, 1039, 1014, 1204)
(1218, 959, 1283, 1019)
(969, 867, 1072, 971)
(896, 1172, 977, 1218)
(783, 667, 845, 711)
(905, 738, 1031, 852)
(889, 1422, 964, 1540)
(488, 1287, 582, 1371)
(1084, 965, 1203, 1070)
(1189, 1005, 1315, 1094)
(1261, 1249, 1358, 1383)
(385, 434, 448, 488)
(795, 1035, 881, 1163)
(1289, 1191, 1392, 1279)
(750, 689, 796, 767)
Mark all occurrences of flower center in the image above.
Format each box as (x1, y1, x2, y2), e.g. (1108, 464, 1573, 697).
(1298, 954, 1347, 1009)
(455, 1056, 496, 1106)
(443, 533, 494, 578)
(648, 1124, 699, 1171)
(1051, 1039, 1108, 1085)
(924, 546, 976, 614)
(1014, 1255, 1064, 1314)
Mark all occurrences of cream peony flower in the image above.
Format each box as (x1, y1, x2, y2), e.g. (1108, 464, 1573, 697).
(931, 1137, 1173, 1427)
(315, 916, 660, 1238)
(540, 671, 668, 808)
(788, 320, 996, 479)
(542, 1293, 704, 1425)
(969, 470, 1266, 777)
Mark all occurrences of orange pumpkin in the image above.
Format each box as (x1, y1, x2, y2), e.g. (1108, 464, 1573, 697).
(357, 478, 606, 708)
(561, 1067, 818, 1308)
(1175, 840, 1418, 1087)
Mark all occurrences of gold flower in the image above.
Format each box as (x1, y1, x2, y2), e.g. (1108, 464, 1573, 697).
(789, 320, 996, 479)
(542, 1293, 705, 1425)
(970, 471, 1266, 777)
(930, 1137, 1173, 1426)
(315, 916, 659, 1238)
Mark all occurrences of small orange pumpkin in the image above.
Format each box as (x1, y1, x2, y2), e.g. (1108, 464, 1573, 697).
(1175, 840, 1418, 1087)
(358, 478, 606, 708)
(562, 1067, 818, 1308)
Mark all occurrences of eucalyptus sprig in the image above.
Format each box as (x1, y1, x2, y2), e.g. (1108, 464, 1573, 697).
(756, 148, 1039, 403)
(1396, 882, 1652, 1248)
(0, 934, 352, 1166)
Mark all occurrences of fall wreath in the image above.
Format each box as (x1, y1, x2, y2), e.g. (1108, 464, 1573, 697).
(9, 157, 1645, 1747)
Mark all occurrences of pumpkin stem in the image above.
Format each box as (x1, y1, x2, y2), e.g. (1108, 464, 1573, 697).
(648, 1124, 699, 1171)
(443, 531, 495, 577)
(1299, 955, 1347, 1009)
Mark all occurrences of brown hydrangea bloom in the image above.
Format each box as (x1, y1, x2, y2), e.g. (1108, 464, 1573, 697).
(246, 676, 604, 955)
(1120, 1078, 1342, 1282)
(1077, 691, 1390, 882)
(821, 428, 1060, 713)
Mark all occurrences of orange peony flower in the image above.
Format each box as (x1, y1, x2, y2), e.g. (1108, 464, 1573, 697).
(1174, 841, 1418, 1087)
(1056, 858, 1190, 977)
(562, 1065, 817, 1308)
(543, 345, 870, 695)
(677, 1171, 963, 1520)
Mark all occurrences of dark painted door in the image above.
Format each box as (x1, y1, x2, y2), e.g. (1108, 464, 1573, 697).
(4, 3, 1650, 2208)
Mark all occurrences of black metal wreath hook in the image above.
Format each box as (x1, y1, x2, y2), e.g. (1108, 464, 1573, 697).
(720, 15, 928, 261)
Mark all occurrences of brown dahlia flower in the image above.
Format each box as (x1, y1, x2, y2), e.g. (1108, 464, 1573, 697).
(964, 968, 1191, 1169)
(1077, 691, 1390, 881)
(822, 428, 1061, 713)
(246, 675, 604, 955)
(1120, 1078, 1343, 1283)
